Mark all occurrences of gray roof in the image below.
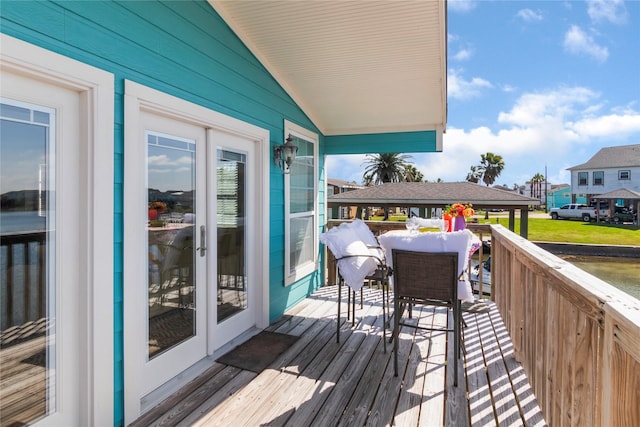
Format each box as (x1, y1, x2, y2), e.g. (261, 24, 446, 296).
(327, 182, 539, 208)
(327, 178, 363, 189)
(568, 144, 640, 170)
(594, 188, 640, 200)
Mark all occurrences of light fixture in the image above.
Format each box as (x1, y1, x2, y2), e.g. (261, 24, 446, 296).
(274, 134, 298, 174)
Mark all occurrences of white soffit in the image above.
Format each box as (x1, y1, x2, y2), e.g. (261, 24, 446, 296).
(210, 1, 447, 136)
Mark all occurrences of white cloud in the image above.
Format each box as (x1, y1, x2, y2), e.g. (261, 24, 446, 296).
(425, 88, 638, 183)
(587, 0, 628, 25)
(448, 0, 477, 13)
(569, 112, 640, 138)
(448, 69, 493, 100)
(563, 25, 608, 62)
(516, 8, 543, 22)
(452, 48, 473, 61)
(327, 88, 640, 187)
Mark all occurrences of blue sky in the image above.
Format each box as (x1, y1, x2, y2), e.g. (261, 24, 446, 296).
(326, 0, 640, 188)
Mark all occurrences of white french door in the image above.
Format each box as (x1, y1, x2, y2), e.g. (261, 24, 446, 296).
(0, 40, 114, 424)
(139, 112, 208, 395)
(124, 80, 269, 422)
(210, 130, 257, 350)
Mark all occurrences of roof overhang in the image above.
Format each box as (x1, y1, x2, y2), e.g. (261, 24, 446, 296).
(210, 1, 447, 138)
(327, 182, 540, 209)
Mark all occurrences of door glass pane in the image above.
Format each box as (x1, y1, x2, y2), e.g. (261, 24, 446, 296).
(217, 149, 247, 322)
(147, 132, 196, 359)
(1, 100, 55, 424)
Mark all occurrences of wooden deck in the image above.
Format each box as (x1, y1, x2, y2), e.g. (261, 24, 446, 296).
(131, 285, 546, 426)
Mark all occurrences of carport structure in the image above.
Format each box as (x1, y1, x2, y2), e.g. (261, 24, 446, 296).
(594, 188, 640, 228)
(327, 181, 540, 238)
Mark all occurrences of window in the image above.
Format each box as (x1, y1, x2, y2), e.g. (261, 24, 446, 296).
(593, 171, 604, 186)
(619, 170, 630, 180)
(284, 120, 318, 285)
(578, 172, 588, 186)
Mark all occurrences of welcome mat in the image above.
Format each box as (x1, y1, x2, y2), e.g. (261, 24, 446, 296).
(216, 331, 299, 373)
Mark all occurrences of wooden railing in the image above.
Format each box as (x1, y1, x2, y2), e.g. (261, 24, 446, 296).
(491, 224, 640, 426)
(323, 220, 639, 425)
(1, 231, 47, 330)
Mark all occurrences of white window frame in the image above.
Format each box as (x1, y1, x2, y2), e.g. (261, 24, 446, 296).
(0, 34, 115, 424)
(283, 120, 319, 285)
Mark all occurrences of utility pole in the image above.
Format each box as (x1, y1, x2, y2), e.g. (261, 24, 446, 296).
(544, 165, 548, 213)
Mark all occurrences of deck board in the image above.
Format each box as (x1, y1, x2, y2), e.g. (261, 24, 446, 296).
(131, 285, 546, 426)
(1, 285, 547, 426)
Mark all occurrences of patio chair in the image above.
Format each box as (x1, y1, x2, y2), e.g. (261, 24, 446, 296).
(320, 219, 391, 352)
(391, 249, 462, 386)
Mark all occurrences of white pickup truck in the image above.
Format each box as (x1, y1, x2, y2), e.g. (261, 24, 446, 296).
(549, 204, 607, 222)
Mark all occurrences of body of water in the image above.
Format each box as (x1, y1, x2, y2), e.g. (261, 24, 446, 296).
(559, 255, 640, 300)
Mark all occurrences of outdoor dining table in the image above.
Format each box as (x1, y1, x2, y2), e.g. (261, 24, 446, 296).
(377, 229, 480, 303)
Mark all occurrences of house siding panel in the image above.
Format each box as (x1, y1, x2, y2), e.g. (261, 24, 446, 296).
(2, 1, 325, 424)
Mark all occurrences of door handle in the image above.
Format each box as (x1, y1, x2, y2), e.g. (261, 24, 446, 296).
(198, 225, 206, 257)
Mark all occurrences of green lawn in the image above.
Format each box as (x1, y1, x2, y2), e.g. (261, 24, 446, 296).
(486, 217, 640, 246)
(368, 214, 639, 246)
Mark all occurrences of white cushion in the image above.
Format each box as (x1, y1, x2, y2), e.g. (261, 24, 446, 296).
(320, 221, 381, 291)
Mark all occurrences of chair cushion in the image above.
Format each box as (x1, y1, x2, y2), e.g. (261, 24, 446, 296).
(320, 222, 380, 291)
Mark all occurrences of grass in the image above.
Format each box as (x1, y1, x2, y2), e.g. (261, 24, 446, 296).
(516, 218, 639, 246)
(369, 213, 640, 246)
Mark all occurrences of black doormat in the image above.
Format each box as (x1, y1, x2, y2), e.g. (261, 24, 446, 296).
(216, 331, 299, 373)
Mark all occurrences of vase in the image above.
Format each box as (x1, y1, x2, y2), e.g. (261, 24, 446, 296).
(453, 215, 466, 231)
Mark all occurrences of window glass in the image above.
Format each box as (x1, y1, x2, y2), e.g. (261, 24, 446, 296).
(578, 172, 588, 186)
(593, 171, 604, 186)
(1, 99, 55, 424)
(619, 170, 630, 180)
(284, 126, 317, 284)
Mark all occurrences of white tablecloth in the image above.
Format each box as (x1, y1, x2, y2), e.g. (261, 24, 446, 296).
(377, 229, 479, 302)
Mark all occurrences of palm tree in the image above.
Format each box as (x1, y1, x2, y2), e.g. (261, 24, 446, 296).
(466, 165, 482, 183)
(530, 173, 544, 201)
(362, 153, 412, 184)
(479, 152, 505, 187)
(362, 153, 412, 219)
(403, 164, 424, 182)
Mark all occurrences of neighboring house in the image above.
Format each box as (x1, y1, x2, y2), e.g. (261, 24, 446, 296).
(546, 184, 587, 209)
(0, 1, 447, 425)
(520, 181, 552, 205)
(327, 178, 364, 220)
(567, 144, 640, 206)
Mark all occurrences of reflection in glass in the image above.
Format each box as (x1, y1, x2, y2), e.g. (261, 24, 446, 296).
(0, 100, 55, 424)
(217, 149, 247, 322)
(147, 132, 196, 359)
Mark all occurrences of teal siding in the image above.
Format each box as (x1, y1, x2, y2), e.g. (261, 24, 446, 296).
(2, 1, 437, 424)
(325, 130, 438, 155)
(2, 1, 324, 425)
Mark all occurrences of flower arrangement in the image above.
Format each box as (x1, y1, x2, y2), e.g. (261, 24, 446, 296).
(148, 201, 167, 212)
(445, 202, 474, 218)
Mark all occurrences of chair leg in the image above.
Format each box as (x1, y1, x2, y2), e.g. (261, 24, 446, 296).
(453, 301, 461, 387)
(351, 290, 356, 326)
(381, 280, 387, 353)
(337, 277, 342, 344)
(393, 298, 400, 376)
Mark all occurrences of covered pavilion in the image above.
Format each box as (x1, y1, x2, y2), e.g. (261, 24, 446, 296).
(594, 188, 640, 228)
(327, 181, 540, 238)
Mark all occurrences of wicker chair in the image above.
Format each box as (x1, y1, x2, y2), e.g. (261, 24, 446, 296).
(334, 253, 391, 352)
(320, 220, 391, 352)
(391, 249, 461, 386)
